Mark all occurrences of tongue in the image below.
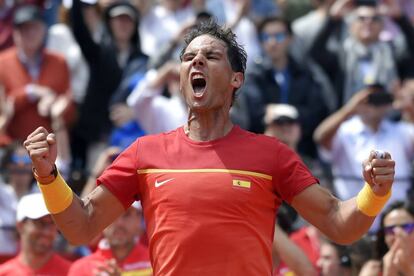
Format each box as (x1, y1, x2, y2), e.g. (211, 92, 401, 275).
(193, 85, 205, 95)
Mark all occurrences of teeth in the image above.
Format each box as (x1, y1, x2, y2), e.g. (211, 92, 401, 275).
(191, 73, 204, 80)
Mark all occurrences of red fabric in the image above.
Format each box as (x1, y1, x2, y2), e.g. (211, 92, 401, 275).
(0, 253, 71, 275)
(290, 226, 321, 268)
(0, 48, 71, 140)
(68, 240, 152, 276)
(97, 126, 318, 276)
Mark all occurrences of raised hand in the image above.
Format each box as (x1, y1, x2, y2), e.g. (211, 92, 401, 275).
(23, 127, 57, 178)
(362, 150, 395, 196)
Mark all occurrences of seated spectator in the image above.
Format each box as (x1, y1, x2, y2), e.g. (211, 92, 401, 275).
(0, 5, 73, 141)
(68, 202, 152, 276)
(376, 200, 414, 276)
(310, 0, 414, 107)
(314, 85, 414, 224)
(241, 15, 329, 158)
(263, 104, 301, 151)
(317, 238, 352, 276)
(0, 193, 71, 275)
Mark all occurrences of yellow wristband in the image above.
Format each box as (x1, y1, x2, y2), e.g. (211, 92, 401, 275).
(37, 171, 74, 214)
(356, 183, 391, 217)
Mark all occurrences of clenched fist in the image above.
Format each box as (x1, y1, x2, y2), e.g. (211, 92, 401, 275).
(23, 127, 57, 178)
(362, 150, 395, 197)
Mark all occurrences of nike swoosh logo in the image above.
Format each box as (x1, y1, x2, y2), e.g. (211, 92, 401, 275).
(155, 178, 174, 188)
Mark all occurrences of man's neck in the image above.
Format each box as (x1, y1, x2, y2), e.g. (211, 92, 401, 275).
(19, 249, 53, 270)
(272, 56, 288, 71)
(185, 109, 233, 141)
(111, 243, 134, 262)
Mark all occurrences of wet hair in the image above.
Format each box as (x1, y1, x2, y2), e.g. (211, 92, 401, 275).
(179, 19, 247, 75)
(376, 200, 414, 258)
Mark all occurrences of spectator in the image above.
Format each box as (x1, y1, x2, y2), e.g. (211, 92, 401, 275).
(376, 200, 414, 276)
(241, 15, 329, 158)
(263, 103, 301, 151)
(0, 143, 35, 263)
(272, 224, 317, 276)
(70, 0, 148, 173)
(127, 62, 187, 134)
(317, 239, 352, 276)
(68, 202, 152, 276)
(314, 85, 414, 229)
(310, 0, 414, 107)
(138, 0, 195, 58)
(393, 78, 414, 123)
(0, 4, 73, 141)
(46, 6, 89, 105)
(0, 193, 71, 275)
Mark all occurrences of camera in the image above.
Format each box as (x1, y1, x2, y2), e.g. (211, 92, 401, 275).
(355, 0, 377, 6)
(366, 84, 393, 105)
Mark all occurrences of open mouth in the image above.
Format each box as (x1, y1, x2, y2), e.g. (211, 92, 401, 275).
(191, 77, 207, 97)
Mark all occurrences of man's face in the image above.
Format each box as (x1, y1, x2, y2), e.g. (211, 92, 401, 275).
(7, 146, 33, 189)
(260, 21, 290, 62)
(317, 243, 341, 276)
(180, 34, 243, 113)
(13, 21, 46, 55)
(17, 215, 57, 255)
(351, 6, 383, 45)
(383, 208, 414, 248)
(109, 14, 135, 43)
(103, 207, 143, 248)
(265, 120, 301, 149)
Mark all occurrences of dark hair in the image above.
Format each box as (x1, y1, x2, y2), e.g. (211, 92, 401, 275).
(179, 19, 247, 75)
(376, 200, 414, 258)
(256, 15, 292, 39)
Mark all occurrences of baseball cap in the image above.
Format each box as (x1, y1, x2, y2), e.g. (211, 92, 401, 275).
(13, 5, 44, 27)
(264, 104, 299, 125)
(16, 193, 49, 222)
(132, 201, 142, 211)
(108, 4, 136, 20)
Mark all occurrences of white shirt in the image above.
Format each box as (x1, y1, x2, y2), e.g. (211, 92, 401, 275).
(320, 116, 414, 200)
(0, 182, 17, 255)
(320, 116, 414, 231)
(139, 5, 195, 58)
(127, 70, 187, 134)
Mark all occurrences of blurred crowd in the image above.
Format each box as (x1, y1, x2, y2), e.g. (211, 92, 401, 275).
(0, 0, 414, 275)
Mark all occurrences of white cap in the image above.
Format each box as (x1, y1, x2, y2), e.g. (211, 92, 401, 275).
(132, 201, 142, 211)
(17, 193, 50, 222)
(109, 6, 136, 20)
(264, 104, 299, 125)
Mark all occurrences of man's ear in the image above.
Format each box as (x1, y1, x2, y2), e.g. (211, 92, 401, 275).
(16, 221, 24, 235)
(231, 72, 244, 89)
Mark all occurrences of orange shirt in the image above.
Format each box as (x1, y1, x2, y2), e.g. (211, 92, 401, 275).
(98, 126, 318, 275)
(68, 239, 152, 276)
(0, 253, 71, 276)
(0, 48, 70, 140)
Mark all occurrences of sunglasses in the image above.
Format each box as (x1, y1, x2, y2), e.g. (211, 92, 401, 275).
(261, 32, 287, 43)
(384, 222, 414, 235)
(11, 154, 31, 165)
(357, 15, 382, 22)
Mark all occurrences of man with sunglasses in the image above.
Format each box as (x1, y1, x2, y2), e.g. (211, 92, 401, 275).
(310, 0, 414, 107)
(378, 200, 414, 275)
(241, 15, 329, 159)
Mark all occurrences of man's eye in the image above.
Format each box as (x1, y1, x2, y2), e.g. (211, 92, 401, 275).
(183, 55, 194, 61)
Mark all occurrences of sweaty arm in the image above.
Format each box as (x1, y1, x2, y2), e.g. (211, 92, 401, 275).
(24, 127, 126, 245)
(291, 151, 395, 245)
